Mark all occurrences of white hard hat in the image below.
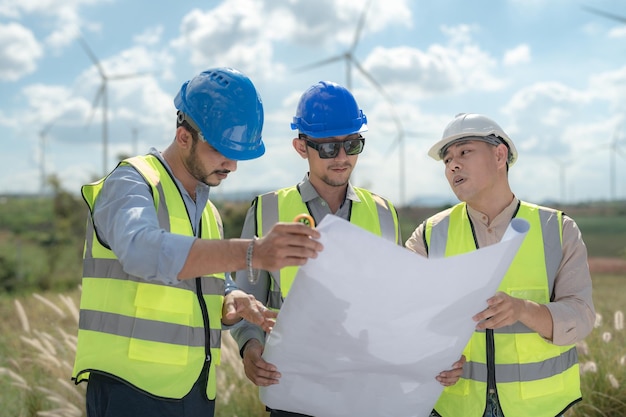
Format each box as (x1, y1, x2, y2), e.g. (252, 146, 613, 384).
(428, 113, 518, 166)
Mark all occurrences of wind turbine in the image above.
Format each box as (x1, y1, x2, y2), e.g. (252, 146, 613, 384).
(294, 0, 374, 91)
(79, 36, 147, 176)
(293, 0, 410, 204)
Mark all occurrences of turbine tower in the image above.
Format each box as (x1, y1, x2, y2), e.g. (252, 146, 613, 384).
(607, 126, 626, 201)
(38, 119, 57, 195)
(79, 36, 147, 176)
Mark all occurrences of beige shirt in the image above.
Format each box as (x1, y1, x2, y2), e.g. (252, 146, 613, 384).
(405, 198, 596, 346)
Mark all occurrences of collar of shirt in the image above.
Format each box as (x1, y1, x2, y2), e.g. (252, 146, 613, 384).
(297, 174, 361, 222)
(466, 196, 520, 245)
(298, 173, 361, 205)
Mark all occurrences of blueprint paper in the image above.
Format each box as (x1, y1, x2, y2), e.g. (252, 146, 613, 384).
(260, 215, 529, 417)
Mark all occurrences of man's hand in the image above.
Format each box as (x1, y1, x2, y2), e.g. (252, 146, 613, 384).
(242, 339, 281, 386)
(473, 291, 554, 339)
(254, 222, 323, 271)
(436, 355, 466, 386)
(222, 290, 276, 332)
(473, 291, 524, 330)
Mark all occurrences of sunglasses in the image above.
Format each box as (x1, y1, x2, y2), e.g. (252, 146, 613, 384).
(304, 137, 365, 159)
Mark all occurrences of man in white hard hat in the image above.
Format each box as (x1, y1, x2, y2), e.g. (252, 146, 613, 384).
(406, 113, 595, 417)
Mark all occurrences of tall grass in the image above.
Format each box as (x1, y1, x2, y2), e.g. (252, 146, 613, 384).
(1, 273, 624, 417)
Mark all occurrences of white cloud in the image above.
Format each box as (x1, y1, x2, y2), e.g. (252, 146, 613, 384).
(608, 26, 626, 38)
(0, 23, 43, 81)
(363, 24, 505, 100)
(503, 44, 531, 66)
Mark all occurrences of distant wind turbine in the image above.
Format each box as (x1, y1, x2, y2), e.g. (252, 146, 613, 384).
(131, 125, 139, 156)
(38, 119, 57, 194)
(79, 36, 148, 176)
(604, 126, 626, 201)
(552, 157, 571, 204)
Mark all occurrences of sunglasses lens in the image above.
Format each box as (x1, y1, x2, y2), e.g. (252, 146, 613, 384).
(345, 139, 364, 155)
(306, 138, 364, 158)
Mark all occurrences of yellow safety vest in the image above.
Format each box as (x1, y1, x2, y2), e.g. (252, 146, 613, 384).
(72, 155, 225, 400)
(255, 185, 399, 309)
(426, 201, 581, 417)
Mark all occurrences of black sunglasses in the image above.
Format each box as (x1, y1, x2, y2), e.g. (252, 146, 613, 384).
(304, 137, 365, 159)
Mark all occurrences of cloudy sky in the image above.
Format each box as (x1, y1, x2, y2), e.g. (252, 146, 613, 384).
(2, 0, 626, 206)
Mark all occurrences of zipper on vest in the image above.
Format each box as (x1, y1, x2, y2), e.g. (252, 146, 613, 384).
(196, 277, 212, 363)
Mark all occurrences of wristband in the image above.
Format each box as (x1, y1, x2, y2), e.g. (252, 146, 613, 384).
(247, 237, 260, 284)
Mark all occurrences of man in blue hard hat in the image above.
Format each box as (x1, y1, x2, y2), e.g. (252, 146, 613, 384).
(231, 81, 465, 417)
(71, 68, 323, 417)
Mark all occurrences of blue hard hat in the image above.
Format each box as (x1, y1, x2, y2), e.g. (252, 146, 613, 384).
(174, 68, 265, 161)
(291, 81, 368, 138)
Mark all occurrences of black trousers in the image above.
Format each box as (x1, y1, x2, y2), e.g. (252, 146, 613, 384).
(86, 371, 215, 417)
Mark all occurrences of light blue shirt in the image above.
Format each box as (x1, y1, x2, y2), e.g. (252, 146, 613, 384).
(92, 147, 237, 292)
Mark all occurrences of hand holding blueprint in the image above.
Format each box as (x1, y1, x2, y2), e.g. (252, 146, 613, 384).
(260, 214, 529, 417)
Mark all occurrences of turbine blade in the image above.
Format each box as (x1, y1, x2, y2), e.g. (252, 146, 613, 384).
(351, 0, 374, 52)
(351, 58, 403, 133)
(86, 84, 105, 128)
(582, 5, 626, 24)
(351, 58, 392, 102)
(78, 35, 106, 78)
(292, 55, 344, 73)
(108, 71, 152, 81)
(384, 134, 401, 156)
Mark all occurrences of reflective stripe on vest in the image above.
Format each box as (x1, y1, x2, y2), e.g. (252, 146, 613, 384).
(427, 201, 581, 417)
(255, 186, 399, 309)
(73, 154, 225, 400)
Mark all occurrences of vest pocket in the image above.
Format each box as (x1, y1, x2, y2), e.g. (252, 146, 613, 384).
(128, 284, 193, 365)
(508, 287, 548, 304)
(514, 333, 564, 399)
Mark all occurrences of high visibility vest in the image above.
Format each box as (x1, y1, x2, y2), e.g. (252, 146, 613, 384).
(255, 185, 399, 309)
(425, 201, 581, 417)
(72, 155, 226, 400)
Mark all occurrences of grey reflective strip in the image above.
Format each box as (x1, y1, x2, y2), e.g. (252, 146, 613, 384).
(428, 216, 450, 258)
(372, 195, 397, 242)
(85, 221, 95, 256)
(462, 346, 578, 383)
(259, 192, 283, 307)
(83, 258, 225, 294)
(475, 322, 534, 334)
(79, 309, 221, 348)
(539, 209, 562, 296)
(155, 183, 170, 230)
(259, 193, 280, 236)
(125, 156, 170, 230)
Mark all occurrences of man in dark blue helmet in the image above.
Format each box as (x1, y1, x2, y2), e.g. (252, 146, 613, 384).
(72, 68, 323, 417)
(232, 81, 465, 417)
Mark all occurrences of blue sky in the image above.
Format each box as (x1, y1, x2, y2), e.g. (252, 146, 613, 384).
(2, 0, 626, 206)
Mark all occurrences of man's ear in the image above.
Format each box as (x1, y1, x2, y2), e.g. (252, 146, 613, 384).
(175, 126, 193, 149)
(495, 143, 509, 168)
(293, 137, 308, 159)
